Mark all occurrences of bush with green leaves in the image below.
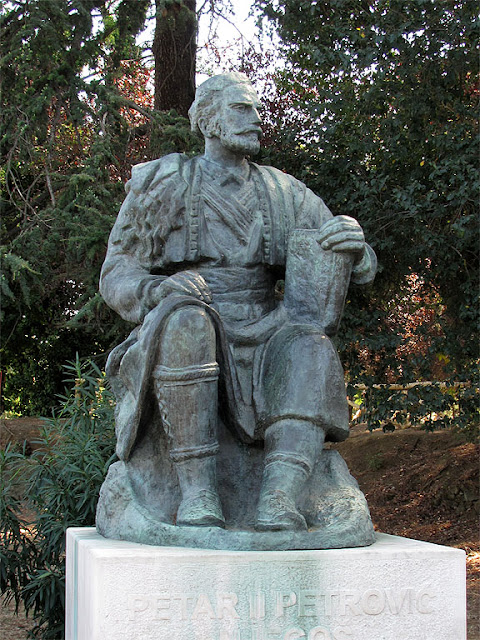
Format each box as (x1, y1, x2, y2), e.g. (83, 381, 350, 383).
(256, 0, 479, 436)
(354, 382, 479, 440)
(0, 359, 116, 639)
(0, 1, 203, 416)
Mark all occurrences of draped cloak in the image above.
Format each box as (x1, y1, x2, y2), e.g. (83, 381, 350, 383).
(100, 154, 377, 461)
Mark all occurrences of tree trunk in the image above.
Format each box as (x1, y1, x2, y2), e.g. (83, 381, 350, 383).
(153, 0, 197, 117)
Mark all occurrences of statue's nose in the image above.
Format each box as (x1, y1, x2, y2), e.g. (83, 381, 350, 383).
(252, 108, 262, 125)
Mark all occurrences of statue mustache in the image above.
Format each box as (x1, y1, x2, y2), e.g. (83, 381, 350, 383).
(234, 127, 263, 138)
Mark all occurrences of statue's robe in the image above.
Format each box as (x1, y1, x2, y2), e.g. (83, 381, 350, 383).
(100, 154, 377, 462)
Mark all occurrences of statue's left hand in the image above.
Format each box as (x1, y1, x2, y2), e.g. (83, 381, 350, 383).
(317, 216, 365, 262)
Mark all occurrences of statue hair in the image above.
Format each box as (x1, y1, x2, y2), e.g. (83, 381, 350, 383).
(188, 72, 253, 135)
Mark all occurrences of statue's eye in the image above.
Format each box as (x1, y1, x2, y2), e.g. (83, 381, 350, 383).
(232, 104, 247, 112)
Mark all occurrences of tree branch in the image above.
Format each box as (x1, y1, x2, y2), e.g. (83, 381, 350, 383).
(115, 95, 156, 121)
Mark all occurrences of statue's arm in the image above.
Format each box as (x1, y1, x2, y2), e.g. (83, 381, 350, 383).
(100, 158, 211, 323)
(100, 252, 211, 324)
(100, 207, 211, 323)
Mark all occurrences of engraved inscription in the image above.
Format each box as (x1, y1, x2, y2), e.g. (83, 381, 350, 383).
(298, 591, 317, 618)
(276, 593, 297, 617)
(155, 596, 171, 620)
(250, 592, 266, 620)
(192, 593, 217, 620)
(126, 586, 437, 637)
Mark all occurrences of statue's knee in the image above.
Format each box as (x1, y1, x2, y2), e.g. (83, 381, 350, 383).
(263, 325, 332, 376)
(259, 325, 345, 423)
(164, 306, 213, 335)
(160, 306, 216, 366)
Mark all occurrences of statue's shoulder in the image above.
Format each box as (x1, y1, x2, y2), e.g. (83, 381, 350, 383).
(126, 153, 191, 196)
(252, 162, 305, 192)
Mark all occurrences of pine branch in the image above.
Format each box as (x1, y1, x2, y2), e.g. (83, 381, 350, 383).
(114, 95, 156, 121)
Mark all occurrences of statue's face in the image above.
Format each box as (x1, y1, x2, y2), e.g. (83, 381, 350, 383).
(216, 84, 263, 155)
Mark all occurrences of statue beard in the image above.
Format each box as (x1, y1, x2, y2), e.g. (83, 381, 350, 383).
(208, 118, 261, 156)
(220, 129, 261, 155)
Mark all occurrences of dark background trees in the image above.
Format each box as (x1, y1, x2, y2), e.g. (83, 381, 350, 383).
(0, 0, 201, 414)
(255, 0, 479, 431)
(1, 0, 478, 431)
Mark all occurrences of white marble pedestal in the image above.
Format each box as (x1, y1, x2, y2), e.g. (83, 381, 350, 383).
(66, 528, 466, 640)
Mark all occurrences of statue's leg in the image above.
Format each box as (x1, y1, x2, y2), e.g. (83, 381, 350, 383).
(255, 420, 325, 531)
(255, 325, 349, 531)
(153, 305, 224, 528)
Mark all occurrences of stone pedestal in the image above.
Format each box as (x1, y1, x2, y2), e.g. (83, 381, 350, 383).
(66, 528, 466, 640)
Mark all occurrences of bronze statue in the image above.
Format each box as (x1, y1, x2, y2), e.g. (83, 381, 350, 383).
(96, 73, 377, 550)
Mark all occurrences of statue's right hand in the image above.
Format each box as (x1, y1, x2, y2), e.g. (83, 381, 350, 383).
(151, 271, 212, 305)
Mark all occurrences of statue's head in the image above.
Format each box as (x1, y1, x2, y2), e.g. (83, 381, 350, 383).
(189, 73, 262, 156)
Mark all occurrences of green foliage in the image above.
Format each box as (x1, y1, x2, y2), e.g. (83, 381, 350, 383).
(0, 1, 203, 414)
(256, 0, 479, 432)
(0, 249, 39, 308)
(2, 0, 477, 431)
(0, 359, 116, 638)
(149, 109, 204, 158)
(353, 383, 479, 440)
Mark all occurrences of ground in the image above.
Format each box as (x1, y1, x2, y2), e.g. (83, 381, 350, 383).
(1, 418, 479, 639)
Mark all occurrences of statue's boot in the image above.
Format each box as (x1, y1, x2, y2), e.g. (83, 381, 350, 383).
(174, 450, 225, 528)
(153, 361, 225, 528)
(255, 419, 324, 531)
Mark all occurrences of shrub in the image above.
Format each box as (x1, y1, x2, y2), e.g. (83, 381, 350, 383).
(0, 358, 115, 639)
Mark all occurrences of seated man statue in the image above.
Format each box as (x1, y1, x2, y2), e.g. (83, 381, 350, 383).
(96, 72, 377, 549)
